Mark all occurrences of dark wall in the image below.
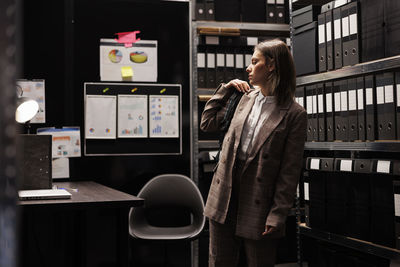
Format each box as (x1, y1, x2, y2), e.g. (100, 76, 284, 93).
(21, 0, 191, 195)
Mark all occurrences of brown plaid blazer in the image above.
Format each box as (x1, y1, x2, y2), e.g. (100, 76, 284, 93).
(200, 84, 307, 240)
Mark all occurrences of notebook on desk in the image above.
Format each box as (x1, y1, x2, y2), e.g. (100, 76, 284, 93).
(18, 189, 72, 200)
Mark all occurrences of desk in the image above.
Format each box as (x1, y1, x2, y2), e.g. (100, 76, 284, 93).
(19, 181, 144, 267)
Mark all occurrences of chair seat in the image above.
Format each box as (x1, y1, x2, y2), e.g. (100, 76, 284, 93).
(131, 225, 200, 240)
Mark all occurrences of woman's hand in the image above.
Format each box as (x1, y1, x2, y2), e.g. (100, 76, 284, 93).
(262, 225, 277, 236)
(226, 79, 250, 94)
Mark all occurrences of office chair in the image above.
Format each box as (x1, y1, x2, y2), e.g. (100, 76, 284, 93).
(128, 174, 205, 265)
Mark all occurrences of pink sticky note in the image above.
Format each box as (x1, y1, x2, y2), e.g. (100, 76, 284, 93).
(115, 31, 141, 47)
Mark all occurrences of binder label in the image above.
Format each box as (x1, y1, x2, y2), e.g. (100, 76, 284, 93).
(304, 182, 309, 201)
(385, 85, 394, 103)
(326, 22, 332, 42)
(245, 54, 252, 67)
(377, 86, 384, 104)
(312, 95, 317, 114)
(341, 91, 348, 111)
(357, 89, 364, 110)
(326, 93, 333, 112)
(318, 94, 324, 113)
(394, 194, 400, 217)
(197, 53, 205, 68)
(235, 54, 243, 69)
(307, 96, 312, 114)
(205, 36, 219, 45)
(377, 160, 391, 173)
(349, 13, 358, 35)
(342, 16, 349, 37)
(217, 53, 225, 67)
(340, 160, 353, 172)
(207, 53, 215, 68)
(334, 19, 341, 40)
(226, 54, 234, 67)
(319, 24, 325, 44)
(334, 92, 341, 111)
(298, 97, 304, 108)
(366, 88, 373, 105)
(247, 37, 258, 46)
(397, 84, 400, 107)
(348, 90, 357, 111)
(310, 158, 320, 170)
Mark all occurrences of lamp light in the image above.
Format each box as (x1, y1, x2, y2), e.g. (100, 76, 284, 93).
(15, 84, 39, 131)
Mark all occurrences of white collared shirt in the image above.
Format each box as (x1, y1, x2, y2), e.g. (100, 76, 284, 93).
(238, 91, 276, 160)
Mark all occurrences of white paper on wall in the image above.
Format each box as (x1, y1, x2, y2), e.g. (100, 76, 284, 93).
(149, 95, 179, 138)
(118, 95, 148, 138)
(17, 79, 46, 123)
(85, 95, 117, 139)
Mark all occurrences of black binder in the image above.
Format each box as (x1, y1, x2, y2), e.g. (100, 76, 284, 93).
(197, 39, 206, 88)
(241, 0, 265, 22)
(266, 0, 276, 24)
(206, 45, 216, 88)
(306, 85, 314, 141)
(356, 77, 366, 141)
(376, 72, 396, 140)
(195, 0, 206, 20)
(333, 81, 342, 141)
(326, 9, 335, 70)
(347, 1, 359, 65)
(234, 46, 244, 81)
(318, 13, 327, 72)
(360, 0, 384, 62)
(295, 86, 305, 110)
(347, 78, 358, 141)
(307, 157, 327, 230)
(205, 0, 215, 20)
(325, 81, 335, 141)
(215, 0, 240, 21)
(276, 0, 285, 24)
(340, 79, 349, 141)
(384, 0, 400, 57)
(216, 45, 225, 85)
(333, 7, 343, 69)
(396, 72, 400, 141)
(341, 4, 351, 67)
(317, 83, 326, 141)
(365, 75, 376, 141)
(394, 179, 400, 250)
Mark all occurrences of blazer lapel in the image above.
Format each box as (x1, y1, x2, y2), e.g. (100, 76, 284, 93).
(245, 100, 293, 164)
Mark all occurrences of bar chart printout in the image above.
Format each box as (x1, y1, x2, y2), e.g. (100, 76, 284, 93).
(149, 95, 179, 138)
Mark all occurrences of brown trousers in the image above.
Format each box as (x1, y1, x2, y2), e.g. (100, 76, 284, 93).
(208, 158, 278, 267)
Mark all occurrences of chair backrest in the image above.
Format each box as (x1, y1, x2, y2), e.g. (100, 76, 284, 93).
(129, 174, 205, 240)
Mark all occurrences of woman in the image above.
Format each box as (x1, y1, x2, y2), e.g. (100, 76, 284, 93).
(200, 39, 307, 267)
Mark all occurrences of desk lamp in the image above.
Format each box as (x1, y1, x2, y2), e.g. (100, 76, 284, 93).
(15, 84, 39, 133)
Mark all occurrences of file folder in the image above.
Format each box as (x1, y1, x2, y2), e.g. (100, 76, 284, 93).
(318, 13, 327, 72)
(195, 0, 206, 20)
(215, 0, 240, 21)
(347, 1, 359, 65)
(325, 82, 335, 141)
(216, 45, 225, 85)
(317, 83, 326, 141)
(347, 78, 358, 141)
(266, 0, 276, 24)
(312, 85, 318, 141)
(365, 75, 376, 141)
(304, 175, 310, 227)
(197, 41, 206, 88)
(307, 159, 327, 230)
(376, 72, 396, 140)
(234, 47, 245, 81)
(325, 10, 334, 70)
(295, 86, 305, 109)
(222, 40, 235, 82)
(333, 81, 342, 141)
(341, 4, 351, 67)
(206, 46, 216, 88)
(276, 0, 286, 24)
(384, 0, 400, 57)
(205, 0, 215, 20)
(395, 72, 400, 141)
(333, 7, 343, 69)
(360, 0, 384, 62)
(394, 179, 400, 250)
(356, 77, 366, 141)
(241, 0, 266, 22)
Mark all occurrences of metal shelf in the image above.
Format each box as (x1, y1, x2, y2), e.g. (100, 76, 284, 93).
(299, 224, 400, 262)
(304, 141, 400, 152)
(296, 55, 400, 86)
(195, 21, 290, 34)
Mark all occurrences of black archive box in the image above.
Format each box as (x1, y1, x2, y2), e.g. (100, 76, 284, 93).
(292, 5, 321, 29)
(293, 22, 318, 76)
(384, 0, 400, 58)
(17, 134, 52, 190)
(215, 0, 240, 21)
(241, 0, 266, 23)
